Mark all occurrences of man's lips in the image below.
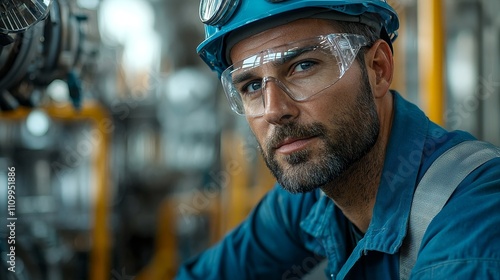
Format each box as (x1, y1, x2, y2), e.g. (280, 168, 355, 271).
(274, 136, 317, 154)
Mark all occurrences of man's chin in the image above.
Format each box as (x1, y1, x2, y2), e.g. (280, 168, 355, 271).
(278, 180, 321, 194)
(273, 164, 327, 194)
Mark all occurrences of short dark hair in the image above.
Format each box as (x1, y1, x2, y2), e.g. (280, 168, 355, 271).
(334, 20, 380, 66)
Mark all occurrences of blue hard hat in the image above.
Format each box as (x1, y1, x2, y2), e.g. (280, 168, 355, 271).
(197, 0, 400, 76)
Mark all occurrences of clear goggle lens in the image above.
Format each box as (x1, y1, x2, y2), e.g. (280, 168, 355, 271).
(221, 33, 369, 116)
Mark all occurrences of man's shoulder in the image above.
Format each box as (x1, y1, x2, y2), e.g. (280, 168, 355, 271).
(419, 126, 479, 172)
(413, 137, 500, 277)
(419, 127, 500, 192)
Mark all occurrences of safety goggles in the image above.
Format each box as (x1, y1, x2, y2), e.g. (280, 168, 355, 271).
(221, 33, 369, 116)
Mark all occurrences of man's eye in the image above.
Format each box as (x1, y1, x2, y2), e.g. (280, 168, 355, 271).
(293, 61, 315, 73)
(243, 81, 262, 94)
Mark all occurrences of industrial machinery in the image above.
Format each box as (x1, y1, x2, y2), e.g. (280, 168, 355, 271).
(0, 0, 99, 111)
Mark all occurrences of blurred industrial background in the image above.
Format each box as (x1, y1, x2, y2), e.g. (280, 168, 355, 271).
(0, 0, 498, 279)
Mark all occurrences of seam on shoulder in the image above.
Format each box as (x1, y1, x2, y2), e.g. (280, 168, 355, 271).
(412, 258, 500, 276)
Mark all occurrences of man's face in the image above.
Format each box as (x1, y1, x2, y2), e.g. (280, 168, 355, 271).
(230, 19, 380, 193)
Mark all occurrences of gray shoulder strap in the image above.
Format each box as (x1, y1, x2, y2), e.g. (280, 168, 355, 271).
(399, 140, 500, 280)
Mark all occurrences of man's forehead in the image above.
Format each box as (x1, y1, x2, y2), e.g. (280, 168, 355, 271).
(229, 18, 339, 63)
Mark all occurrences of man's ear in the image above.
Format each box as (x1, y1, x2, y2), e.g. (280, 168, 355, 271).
(365, 39, 394, 99)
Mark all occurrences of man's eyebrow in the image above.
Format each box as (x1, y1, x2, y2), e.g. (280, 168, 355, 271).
(270, 46, 317, 67)
(231, 45, 317, 85)
(232, 70, 258, 85)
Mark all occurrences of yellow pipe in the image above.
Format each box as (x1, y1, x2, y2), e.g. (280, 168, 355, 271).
(418, 0, 446, 125)
(136, 197, 178, 280)
(221, 131, 250, 231)
(0, 107, 31, 120)
(89, 108, 111, 280)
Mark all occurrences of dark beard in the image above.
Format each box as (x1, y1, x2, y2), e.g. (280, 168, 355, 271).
(259, 72, 380, 194)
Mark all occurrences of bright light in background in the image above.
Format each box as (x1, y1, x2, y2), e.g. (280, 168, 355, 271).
(448, 32, 477, 99)
(77, 0, 99, 9)
(99, 0, 155, 45)
(47, 79, 70, 103)
(122, 32, 161, 76)
(165, 68, 214, 105)
(26, 110, 51, 137)
(98, 0, 161, 82)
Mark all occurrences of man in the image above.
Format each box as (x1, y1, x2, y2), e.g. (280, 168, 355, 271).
(176, 0, 500, 279)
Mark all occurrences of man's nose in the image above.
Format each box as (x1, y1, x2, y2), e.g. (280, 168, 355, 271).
(261, 78, 300, 124)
